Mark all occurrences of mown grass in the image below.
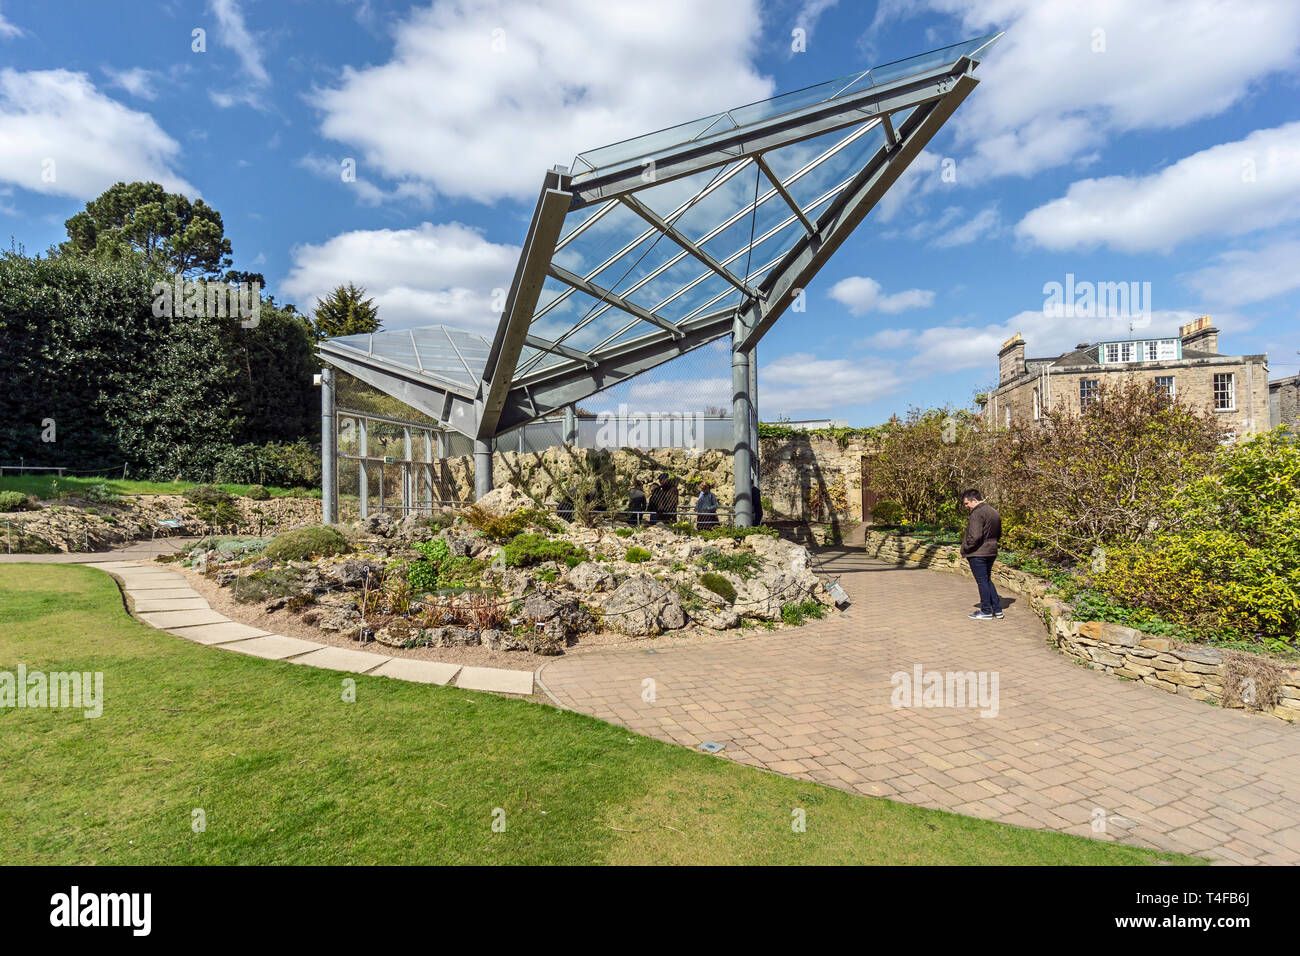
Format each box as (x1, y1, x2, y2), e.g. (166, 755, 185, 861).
(0, 564, 1199, 865)
(0, 475, 319, 500)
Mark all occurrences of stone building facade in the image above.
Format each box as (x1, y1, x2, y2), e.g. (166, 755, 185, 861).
(1270, 374, 1299, 428)
(981, 316, 1271, 439)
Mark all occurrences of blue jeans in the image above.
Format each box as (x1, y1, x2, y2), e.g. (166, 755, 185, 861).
(967, 556, 1002, 614)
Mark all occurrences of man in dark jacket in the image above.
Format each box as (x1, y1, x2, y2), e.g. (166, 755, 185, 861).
(960, 489, 1003, 620)
(647, 473, 678, 525)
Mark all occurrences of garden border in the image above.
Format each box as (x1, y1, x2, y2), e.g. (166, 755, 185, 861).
(860, 529, 1300, 723)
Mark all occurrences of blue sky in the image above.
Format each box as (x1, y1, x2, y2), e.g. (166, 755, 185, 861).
(2, 0, 1298, 423)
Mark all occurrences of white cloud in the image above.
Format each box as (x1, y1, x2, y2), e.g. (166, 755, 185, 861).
(879, 0, 1300, 180)
(0, 69, 194, 199)
(1016, 122, 1300, 252)
(103, 66, 157, 100)
(211, 0, 268, 85)
(621, 377, 733, 414)
(312, 0, 772, 203)
(931, 203, 1001, 248)
(209, 0, 269, 108)
(280, 222, 520, 334)
(828, 276, 936, 315)
(759, 352, 904, 413)
(1184, 238, 1300, 305)
(0, 10, 22, 38)
(297, 152, 434, 206)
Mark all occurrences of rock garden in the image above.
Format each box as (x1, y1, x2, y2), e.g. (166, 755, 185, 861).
(171, 483, 838, 659)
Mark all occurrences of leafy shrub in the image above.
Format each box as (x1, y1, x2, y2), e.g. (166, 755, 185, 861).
(698, 524, 779, 541)
(698, 548, 761, 580)
(698, 571, 736, 604)
(416, 538, 451, 564)
(870, 500, 904, 525)
(461, 504, 555, 542)
(184, 484, 232, 506)
(781, 599, 826, 626)
(263, 525, 351, 561)
(0, 491, 34, 512)
(213, 441, 321, 488)
(230, 567, 304, 604)
(246, 484, 270, 500)
(614, 527, 636, 537)
(1086, 428, 1300, 650)
(503, 532, 588, 568)
(406, 560, 439, 594)
(997, 381, 1222, 560)
(82, 482, 118, 504)
(624, 546, 652, 564)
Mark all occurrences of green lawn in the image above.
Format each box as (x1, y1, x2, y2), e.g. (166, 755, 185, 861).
(0, 475, 319, 500)
(0, 564, 1199, 865)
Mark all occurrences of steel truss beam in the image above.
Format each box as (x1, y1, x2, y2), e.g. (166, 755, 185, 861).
(568, 62, 970, 208)
(734, 71, 979, 352)
(478, 170, 572, 439)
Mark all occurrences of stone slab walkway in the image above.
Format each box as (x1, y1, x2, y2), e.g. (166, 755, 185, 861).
(537, 531, 1300, 865)
(48, 558, 534, 696)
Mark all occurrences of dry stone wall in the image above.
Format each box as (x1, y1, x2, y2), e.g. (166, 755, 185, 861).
(434, 436, 872, 527)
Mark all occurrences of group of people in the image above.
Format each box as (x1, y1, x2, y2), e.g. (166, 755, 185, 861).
(627, 473, 720, 528)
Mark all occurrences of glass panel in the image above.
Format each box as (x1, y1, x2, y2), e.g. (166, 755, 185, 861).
(570, 33, 999, 178)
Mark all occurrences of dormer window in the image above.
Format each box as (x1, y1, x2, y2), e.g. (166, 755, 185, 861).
(1098, 338, 1180, 365)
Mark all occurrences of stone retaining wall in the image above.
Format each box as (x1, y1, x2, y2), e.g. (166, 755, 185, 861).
(862, 529, 1300, 723)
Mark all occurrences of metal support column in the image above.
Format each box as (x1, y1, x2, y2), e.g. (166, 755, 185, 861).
(358, 417, 368, 520)
(563, 405, 578, 446)
(320, 368, 337, 524)
(748, 346, 760, 519)
(403, 426, 413, 516)
(474, 438, 493, 500)
(731, 332, 753, 527)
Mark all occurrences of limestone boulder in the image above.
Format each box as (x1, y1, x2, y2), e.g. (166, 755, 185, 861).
(601, 573, 688, 636)
(567, 560, 615, 593)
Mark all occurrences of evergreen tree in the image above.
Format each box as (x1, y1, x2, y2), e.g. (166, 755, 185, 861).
(310, 282, 381, 342)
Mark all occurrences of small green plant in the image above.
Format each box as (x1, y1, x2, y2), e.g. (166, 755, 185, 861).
(416, 538, 451, 564)
(698, 548, 761, 579)
(230, 567, 305, 604)
(263, 526, 351, 561)
(183, 484, 233, 506)
(406, 560, 439, 593)
(698, 524, 779, 541)
(781, 599, 826, 626)
(503, 532, 588, 568)
(246, 484, 271, 500)
(83, 482, 118, 504)
(698, 571, 736, 604)
(462, 504, 556, 542)
(614, 527, 636, 537)
(624, 546, 652, 564)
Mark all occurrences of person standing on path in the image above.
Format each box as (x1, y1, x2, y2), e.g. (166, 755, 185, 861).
(960, 489, 1003, 620)
(647, 473, 678, 525)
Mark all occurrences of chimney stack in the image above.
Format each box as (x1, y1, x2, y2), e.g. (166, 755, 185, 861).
(998, 333, 1025, 385)
(1180, 314, 1218, 354)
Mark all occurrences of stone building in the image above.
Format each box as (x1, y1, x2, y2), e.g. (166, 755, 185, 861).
(1270, 374, 1299, 428)
(980, 316, 1271, 439)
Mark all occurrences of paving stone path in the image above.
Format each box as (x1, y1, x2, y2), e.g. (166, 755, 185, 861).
(537, 528, 1300, 865)
(9, 551, 533, 696)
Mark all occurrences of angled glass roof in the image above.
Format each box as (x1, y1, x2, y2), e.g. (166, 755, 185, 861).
(318, 31, 1001, 440)
(570, 32, 999, 179)
(326, 325, 492, 393)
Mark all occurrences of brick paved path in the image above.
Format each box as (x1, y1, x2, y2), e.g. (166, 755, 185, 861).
(538, 532, 1300, 864)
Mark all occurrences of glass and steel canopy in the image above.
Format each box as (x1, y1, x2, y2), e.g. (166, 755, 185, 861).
(317, 32, 1002, 441)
